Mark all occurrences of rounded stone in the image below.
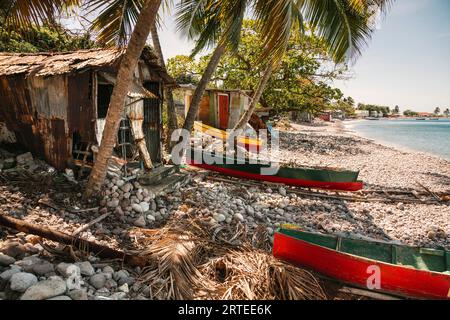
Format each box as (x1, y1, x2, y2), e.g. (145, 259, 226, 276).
(0, 253, 15, 266)
(10, 272, 38, 292)
(75, 261, 95, 276)
(20, 277, 67, 300)
(133, 216, 146, 227)
(89, 273, 107, 290)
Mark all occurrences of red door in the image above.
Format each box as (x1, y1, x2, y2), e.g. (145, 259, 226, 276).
(218, 94, 229, 129)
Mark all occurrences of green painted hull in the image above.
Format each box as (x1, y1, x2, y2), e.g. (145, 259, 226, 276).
(188, 149, 360, 182)
(278, 227, 450, 273)
(274, 226, 450, 299)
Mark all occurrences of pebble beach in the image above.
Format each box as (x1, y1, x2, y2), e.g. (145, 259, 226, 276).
(0, 120, 449, 300)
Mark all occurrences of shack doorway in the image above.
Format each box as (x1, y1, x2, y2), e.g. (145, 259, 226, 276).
(143, 81, 162, 164)
(218, 93, 229, 130)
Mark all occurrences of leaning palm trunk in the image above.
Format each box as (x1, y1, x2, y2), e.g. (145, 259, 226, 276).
(233, 60, 274, 131)
(84, 0, 162, 198)
(182, 43, 226, 133)
(150, 23, 178, 145)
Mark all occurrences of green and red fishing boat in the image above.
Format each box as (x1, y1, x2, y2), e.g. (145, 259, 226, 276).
(186, 148, 363, 191)
(273, 225, 450, 299)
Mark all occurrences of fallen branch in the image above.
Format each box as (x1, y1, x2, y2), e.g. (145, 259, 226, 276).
(71, 210, 112, 236)
(206, 176, 439, 205)
(69, 207, 99, 214)
(37, 198, 61, 211)
(415, 181, 441, 202)
(0, 214, 146, 268)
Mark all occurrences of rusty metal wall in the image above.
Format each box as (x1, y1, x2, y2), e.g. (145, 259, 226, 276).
(0, 73, 88, 170)
(0, 64, 162, 170)
(68, 71, 96, 143)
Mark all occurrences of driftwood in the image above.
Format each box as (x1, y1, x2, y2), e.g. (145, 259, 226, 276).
(415, 181, 441, 202)
(71, 211, 112, 236)
(205, 175, 444, 205)
(0, 214, 146, 268)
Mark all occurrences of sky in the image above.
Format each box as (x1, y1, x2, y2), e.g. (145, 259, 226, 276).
(334, 0, 450, 113)
(65, 0, 450, 113)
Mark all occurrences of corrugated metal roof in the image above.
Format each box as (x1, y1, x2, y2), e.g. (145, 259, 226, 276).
(0, 47, 176, 85)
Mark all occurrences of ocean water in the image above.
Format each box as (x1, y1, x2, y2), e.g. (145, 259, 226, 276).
(345, 119, 450, 161)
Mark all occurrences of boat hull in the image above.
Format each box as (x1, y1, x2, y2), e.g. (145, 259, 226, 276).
(273, 231, 450, 300)
(186, 149, 363, 191)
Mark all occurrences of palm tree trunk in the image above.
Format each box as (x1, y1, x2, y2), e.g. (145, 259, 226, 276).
(182, 43, 226, 133)
(84, 0, 162, 198)
(233, 60, 274, 131)
(150, 23, 178, 144)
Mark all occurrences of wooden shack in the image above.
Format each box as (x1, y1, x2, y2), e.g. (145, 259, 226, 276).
(182, 86, 251, 130)
(0, 48, 175, 171)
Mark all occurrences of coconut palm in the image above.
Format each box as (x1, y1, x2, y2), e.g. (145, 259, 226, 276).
(82, 0, 163, 197)
(233, 0, 394, 130)
(175, 0, 248, 134)
(175, 0, 393, 132)
(88, 0, 179, 147)
(2, 0, 164, 197)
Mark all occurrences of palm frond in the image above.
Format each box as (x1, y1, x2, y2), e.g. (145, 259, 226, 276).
(253, 0, 304, 63)
(175, 0, 247, 56)
(2, 0, 81, 28)
(87, 0, 146, 46)
(302, 0, 394, 63)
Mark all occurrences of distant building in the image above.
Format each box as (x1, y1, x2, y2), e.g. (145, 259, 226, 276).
(180, 85, 251, 130)
(355, 110, 370, 118)
(417, 112, 433, 118)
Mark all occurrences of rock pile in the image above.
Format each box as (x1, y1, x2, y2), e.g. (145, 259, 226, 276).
(99, 176, 183, 229)
(0, 247, 142, 300)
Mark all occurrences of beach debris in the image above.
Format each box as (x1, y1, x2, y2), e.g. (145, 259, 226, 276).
(0, 214, 146, 267)
(133, 217, 326, 300)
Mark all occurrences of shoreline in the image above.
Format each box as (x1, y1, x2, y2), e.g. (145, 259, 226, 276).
(341, 119, 450, 162)
(275, 120, 449, 249)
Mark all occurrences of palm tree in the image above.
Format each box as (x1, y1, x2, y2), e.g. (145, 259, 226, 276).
(89, 1, 178, 147)
(234, 0, 394, 130)
(83, 0, 163, 197)
(175, 0, 393, 133)
(175, 0, 247, 134)
(3, 0, 164, 197)
(444, 108, 450, 117)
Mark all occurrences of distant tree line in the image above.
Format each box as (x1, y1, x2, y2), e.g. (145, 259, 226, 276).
(403, 109, 419, 116)
(357, 103, 390, 117)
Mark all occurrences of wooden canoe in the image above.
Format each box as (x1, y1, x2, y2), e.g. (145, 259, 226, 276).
(273, 225, 450, 300)
(194, 121, 262, 151)
(186, 148, 363, 191)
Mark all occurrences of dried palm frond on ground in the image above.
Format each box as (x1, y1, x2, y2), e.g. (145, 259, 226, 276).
(199, 249, 326, 300)
(131, 215, 326, 300)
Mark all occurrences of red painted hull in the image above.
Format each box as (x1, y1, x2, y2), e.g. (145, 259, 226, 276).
(273, 232, 450, 300)
(187, 161, 364, 192)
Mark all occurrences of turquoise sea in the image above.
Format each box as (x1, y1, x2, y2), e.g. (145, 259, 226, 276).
(345, 119, 450, 161)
